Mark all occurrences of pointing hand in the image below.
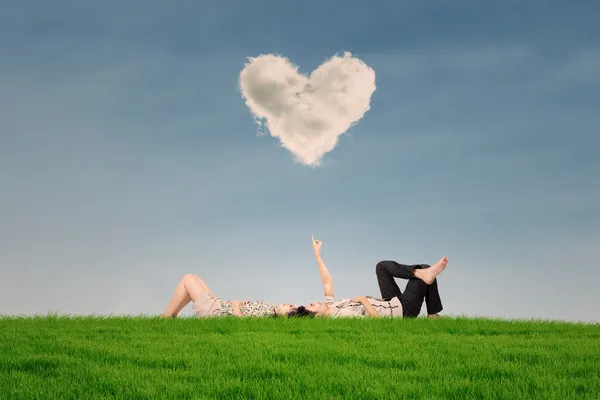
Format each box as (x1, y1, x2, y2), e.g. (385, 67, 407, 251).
(312, 235, 323, 254)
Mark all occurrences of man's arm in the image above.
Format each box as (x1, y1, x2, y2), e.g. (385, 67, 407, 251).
(312, 235, 334, 297)
(352, 296, 380, 318)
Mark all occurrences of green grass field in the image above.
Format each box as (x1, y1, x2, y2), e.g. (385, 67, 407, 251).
(1, 316, 598, 399)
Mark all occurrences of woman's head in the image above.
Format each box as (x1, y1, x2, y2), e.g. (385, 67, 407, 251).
(287, 305, 317, 318)
(274, 303, 298, 316)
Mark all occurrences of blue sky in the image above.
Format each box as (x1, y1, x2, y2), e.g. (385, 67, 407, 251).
(1, 1, 599, 321)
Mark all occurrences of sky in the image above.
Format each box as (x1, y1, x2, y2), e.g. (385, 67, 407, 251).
(1, 1, 599, 322)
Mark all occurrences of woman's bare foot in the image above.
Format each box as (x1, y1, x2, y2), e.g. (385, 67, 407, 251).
(421, 256, 448, 284)
(160, 313, 175, 319)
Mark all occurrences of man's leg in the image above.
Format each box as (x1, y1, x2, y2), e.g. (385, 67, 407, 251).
(424, 278, 443, 316)
(398, 278, 427, 317)
(375, 261, 429, 300)
(400, 278, 444, 317)
(378, 257, 448, 317)
(412, 256, 448, 285)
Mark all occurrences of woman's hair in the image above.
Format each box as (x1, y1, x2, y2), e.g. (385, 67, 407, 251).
(287, 306, 317, 318)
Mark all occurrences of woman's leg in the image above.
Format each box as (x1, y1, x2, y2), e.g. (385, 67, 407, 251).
(162, 274, 214, 317)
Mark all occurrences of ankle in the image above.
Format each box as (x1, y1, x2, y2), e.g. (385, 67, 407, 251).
(413, 269, 426, 280)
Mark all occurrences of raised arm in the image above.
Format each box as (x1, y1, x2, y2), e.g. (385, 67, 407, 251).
(312, 235, 334, 297)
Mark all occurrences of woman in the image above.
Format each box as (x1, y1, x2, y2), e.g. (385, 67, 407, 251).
(290, 236, 447, 318)
(161, 274, 297, 318)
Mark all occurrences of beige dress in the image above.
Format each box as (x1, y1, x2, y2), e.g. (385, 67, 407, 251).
(324, 296, 403, 318)
(193, 292, 224, 317)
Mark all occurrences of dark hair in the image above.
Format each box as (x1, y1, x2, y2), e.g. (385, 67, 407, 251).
(287, 306, 317, 318)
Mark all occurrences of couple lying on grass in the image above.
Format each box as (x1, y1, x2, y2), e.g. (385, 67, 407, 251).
(162, 236, 448, 319)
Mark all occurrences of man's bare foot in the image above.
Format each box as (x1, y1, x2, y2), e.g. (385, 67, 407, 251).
(160, 313, 175, 319)
(427, 314, 439, 319)
(422, 256, 448, 284)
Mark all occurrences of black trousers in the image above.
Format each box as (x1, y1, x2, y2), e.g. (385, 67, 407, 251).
(376, 260, 443, 318)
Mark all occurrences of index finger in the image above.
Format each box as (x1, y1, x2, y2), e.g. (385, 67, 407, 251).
(312, 234, 315, 243)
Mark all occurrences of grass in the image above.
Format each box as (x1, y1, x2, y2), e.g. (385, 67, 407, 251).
(0, 316, 599, 399)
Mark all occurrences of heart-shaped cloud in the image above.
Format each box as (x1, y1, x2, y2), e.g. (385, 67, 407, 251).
(239, 52, 376, 165)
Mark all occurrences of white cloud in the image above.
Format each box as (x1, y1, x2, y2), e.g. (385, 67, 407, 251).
(239, 52, 376, 165)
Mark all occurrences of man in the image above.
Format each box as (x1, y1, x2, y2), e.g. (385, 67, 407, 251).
(298, 236, 447, 318)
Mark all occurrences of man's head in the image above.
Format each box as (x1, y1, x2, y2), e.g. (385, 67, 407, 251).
(303, 301, 329, 316)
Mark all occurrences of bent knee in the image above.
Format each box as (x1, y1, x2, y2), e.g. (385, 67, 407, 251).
(375, 261, 387, 274)
(182, 273, 199, 281)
